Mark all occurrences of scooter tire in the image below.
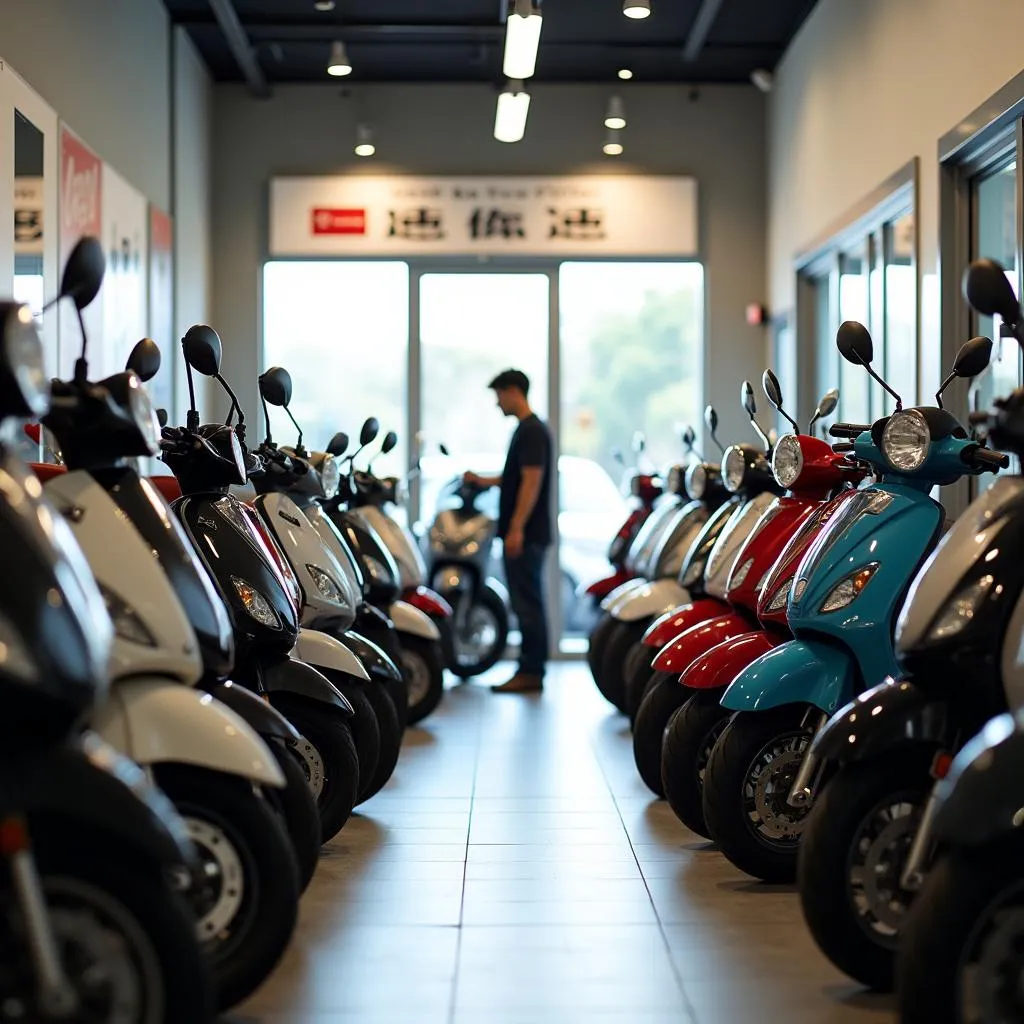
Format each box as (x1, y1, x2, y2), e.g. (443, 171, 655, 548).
(599, 618, 650, 713)
(661, 688, 731, 835)
(701, 706, 814, 883)
(153, 765, 300, 1012)
(326, 679, 381, 802)
(267, 739, 322, 891)
(623, 640, 656, 725)
(270, 697, 360, 842)
(449, 586, 509, 679)
(400, 633, 446, 725)
(630, 672, 685, 797)
(586, 612, 616, 691)
(797, 750, 933, 991)
(386, 671, 410, 735)
(27, 825, 215, 1023)
(359, 681, 403, 802)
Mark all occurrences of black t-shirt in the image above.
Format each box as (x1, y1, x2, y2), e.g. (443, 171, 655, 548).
(498, 414, 553, 547)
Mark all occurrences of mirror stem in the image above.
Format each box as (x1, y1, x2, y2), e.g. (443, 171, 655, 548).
(216, 373, 245, 430)
(749, 414, 772, 451)
(284, 406, 305, 455)
(934, 370, 956, 409)
(854, 353, 903, 410)
(260, 395, 274, 446)
(183, 350, 200, 433)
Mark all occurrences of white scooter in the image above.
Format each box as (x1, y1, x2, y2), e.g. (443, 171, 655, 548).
(39, 238, 297, 1013)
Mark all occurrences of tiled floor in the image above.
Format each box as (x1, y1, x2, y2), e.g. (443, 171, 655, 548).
(227, 663, 895, 1024)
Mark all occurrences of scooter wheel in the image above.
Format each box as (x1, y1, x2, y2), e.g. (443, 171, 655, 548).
(661, 688, 730, 835)
(24, 825, 215, 1024)
(701, 705, 815, 883)
(587, 612, 616, 691)
(896, 836, 1024, 1024)
(448, 587, 509, 679)
(630, 672, 685, 797)
(401, 634, 446, 725)
(623, 641, 656, 725)
(599, 619, 650, 713)
(358, 681, 403, 803)
(270, 697, 360, 842)
(268, 738, 323, 891)
(797, 749, 933, 991)
(154, 765, 300, 1011)
(326, 679, 382, 803)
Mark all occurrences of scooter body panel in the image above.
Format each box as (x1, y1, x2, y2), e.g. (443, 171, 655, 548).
(210, 680, 302, 743)
(702, 493, 779, 601)
(625, 497, 686, 577)
(389, 599, 442, 640)
(720, 637, 856, 714)
(302, 502, 365, 621)
(611, 579, 692, 623)
(263, 655, 354, 715)
(651, 607, 747, 673)
(601, 577, 646, 612)
(294, 627, 370, 680)
(401, 584, 453, 619)
(44, 471, 202, 685)
(681, 629, 782, 691)
(642, 602, 710, 649)
(584, 568, 634, 600)
(93, 677, 286, 787)
(647, 501, 709, 580)
(351, 504, 427, 589)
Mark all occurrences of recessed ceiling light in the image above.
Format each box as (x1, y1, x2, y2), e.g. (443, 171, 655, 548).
(623, 0, 651, 19)
(314, 0, 335, 9)
(618, 68, 634, 80)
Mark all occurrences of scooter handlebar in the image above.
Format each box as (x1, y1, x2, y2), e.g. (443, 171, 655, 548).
(829, 423, 872, 438)
(968, 446, 1011, 470)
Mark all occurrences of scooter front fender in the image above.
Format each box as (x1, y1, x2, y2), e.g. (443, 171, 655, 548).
(811, 679, 947, 764)
(401, 585, 453, 619)
(341, 629, 404, 683)
(209, 680, 302, 744)
(390, 599, 442, 641)
(611, 579, 691, 623)
(600, 578, 646, 612)
(294, 627, 370, 680)
(646, 597, 730, 656)
(94, 679, 286, 788)
(720, 638, 856, 714)
(263, 656, 355, 716)
(652, 609, 751, 674)
(584, 569, 634, 600)
(681, 629, 781, 691)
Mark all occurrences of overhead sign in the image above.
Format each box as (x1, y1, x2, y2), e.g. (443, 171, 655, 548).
(270, 175, 698, 257)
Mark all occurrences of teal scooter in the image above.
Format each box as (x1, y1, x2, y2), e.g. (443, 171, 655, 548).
(700, 320, 992, 882)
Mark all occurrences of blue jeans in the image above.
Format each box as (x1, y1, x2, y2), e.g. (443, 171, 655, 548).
(504, 543, 549, 677)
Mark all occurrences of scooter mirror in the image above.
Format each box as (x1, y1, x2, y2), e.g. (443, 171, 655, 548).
(59, 236, 105, 311)
(156, 408, 168, 428)
(704, 405, 718, 434)
(963, 258, 1020, 326)
(182, 325, 223, 377)
(439, 442, 450, 456)
(741, 380, 758, 418)
(632, 431, 646, 454)
(125, 337, 161, 382)
(259, 366, 292, 407)
(681, 425, 696, 449)
(953, 335, 994, 379)
(837, 321, 874, 366)
(380, 430, 398, 455)
(360, 417, 380, 446)
(816, 388, 839, 420)
(761, 369, 783, 411)
(327, 431, 349, 457)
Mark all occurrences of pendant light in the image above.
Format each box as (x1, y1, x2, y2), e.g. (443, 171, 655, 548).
(623, 0, 651, 18)
(327, 40, 352, 77)
(603, 128, 624, 156)
(494, 80, 531, 143)
(354, 124, 375, 157)
(604, 95, 626, 130)
(503, 0, 543, 80)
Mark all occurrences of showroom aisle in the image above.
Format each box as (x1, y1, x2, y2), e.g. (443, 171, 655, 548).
(226, 665, 895, 1024)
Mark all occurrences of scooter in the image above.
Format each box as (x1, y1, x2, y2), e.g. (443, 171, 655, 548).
(701, 319, 996, 884)
(325, 422, 449, 724)
(797, 262, 1016, 990)
(0, 294, 216, 1023)
(158, 328, 362, 844)
(39, 241, 299, 1012)
(894, 710, 1024, 1024)
(654, 380, 862, 823)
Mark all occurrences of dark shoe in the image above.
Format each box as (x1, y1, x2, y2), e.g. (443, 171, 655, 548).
(491, 673, 544, 694)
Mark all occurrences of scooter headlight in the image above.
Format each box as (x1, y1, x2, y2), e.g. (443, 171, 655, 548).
(771, 434, 804, 489)
(362, 555, 392, 584)
(666, 465, 686, 497)
(319, 455, 340, 499)
(306, 564, 344, 603)
(882, 410, 929, 472)
(99, 583, 157, 646)
(681, 554, 707, 587)
(765, 574, 794, 613)
(926, 574, 995, 643)
(819, 563, 880, 613)
(685, 463, 707, 499)
(230, 576, 280, 628)
(728, 557, 754, 592)
(723, 446, 746, 493)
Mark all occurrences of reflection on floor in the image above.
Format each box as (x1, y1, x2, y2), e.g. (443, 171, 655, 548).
(225, 662, 895, 1024)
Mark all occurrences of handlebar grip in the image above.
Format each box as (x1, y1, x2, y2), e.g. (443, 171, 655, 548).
(829, 423, 872, 438)
(968, 410, 990, 425)
(831, 442, 856, 453)
(971, 446, 1011, 470)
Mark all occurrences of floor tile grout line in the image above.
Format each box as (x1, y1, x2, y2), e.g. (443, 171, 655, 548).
(586, 710, 701, 1024)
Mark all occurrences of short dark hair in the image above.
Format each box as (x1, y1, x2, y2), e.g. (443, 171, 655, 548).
(488, 368, 530, 395)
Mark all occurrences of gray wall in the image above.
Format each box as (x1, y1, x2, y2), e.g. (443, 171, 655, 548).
(0, 0, 172, 210)
(211, 82, 768, 444)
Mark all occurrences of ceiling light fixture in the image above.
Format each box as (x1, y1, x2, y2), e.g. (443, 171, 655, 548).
(313, 0, 335, 10)
(603, 128, 624, 156)
(354, 124, 375, 157)
(503, 0, 543, 80)
(494, 80, 531, 143)
(327, 40, 352, 77)
(623, 0, 651, 19)
(750, 68, 774, 93)
(604, 95, 626, 130)
(618, 68, 634, 80)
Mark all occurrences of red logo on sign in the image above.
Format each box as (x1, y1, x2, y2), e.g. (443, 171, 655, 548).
(312, 208, 366, 235)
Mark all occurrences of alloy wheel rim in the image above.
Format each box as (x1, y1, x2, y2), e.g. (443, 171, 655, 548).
(293, 738, 326, 800)
(400, 650, 431, 706)
(696, 720, 728, 789)
(743, 730, 812, 845)
(453, 605, 499, 665)
(184, 816, 246, 947)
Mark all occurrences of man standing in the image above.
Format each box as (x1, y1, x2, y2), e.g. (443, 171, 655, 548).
(464, 369, 553, 693)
